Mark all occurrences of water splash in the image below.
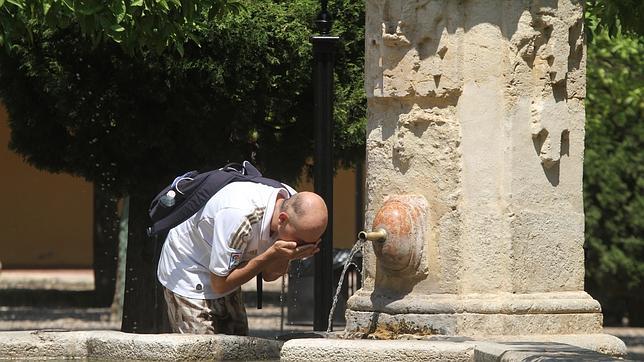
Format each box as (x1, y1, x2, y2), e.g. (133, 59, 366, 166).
(326, 239, 365, 333)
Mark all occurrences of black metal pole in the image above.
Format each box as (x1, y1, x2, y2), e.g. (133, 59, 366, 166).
(312, 2, 339, 332)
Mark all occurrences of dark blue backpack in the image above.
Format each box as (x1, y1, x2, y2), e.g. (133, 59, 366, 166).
(147, 161, 290, 237)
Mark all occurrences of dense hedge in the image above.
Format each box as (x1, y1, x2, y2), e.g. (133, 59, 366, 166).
(584, 15, 643, 325)
(0, 0, 365, 195)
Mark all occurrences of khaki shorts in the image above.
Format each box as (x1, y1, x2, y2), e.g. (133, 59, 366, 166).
(163, 287, 248, 335)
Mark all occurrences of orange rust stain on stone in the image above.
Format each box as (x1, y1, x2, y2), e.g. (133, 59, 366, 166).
(373, 199, 412, 236)
(372, 198, 426, 271)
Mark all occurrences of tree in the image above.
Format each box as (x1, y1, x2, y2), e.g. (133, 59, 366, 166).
(0, 0, 244, 55)
(586, 0, 643, 37)
(584, 12, 643, 325)
(0, 0, 365, 332)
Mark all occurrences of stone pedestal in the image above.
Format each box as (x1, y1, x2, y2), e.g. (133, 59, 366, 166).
(346, 0, 606, 337)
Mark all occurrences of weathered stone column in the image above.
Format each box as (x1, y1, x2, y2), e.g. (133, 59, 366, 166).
(346, 0, 603, 336)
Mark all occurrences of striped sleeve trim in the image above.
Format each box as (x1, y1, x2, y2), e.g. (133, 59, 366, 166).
(229, 207, 265, 249)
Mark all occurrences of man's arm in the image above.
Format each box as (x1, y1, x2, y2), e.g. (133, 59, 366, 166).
(261, 243, 318, 281)
(210, 248, 277, 295)
(210, 241, 317, 294)
(262, 259, 289, 282)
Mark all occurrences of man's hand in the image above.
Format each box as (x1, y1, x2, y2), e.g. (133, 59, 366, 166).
(212, 240, 322, 293)
(293, 240, 320, 260)
(261, 240, 320, 281)
(269, 240, 298, 259)
(271, 240, 320, 260)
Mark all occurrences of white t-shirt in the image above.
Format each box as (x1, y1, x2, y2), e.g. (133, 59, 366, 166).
(157, 181, 293, 299)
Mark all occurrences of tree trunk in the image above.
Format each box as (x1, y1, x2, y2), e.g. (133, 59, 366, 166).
(110, 196, 129, 323)
(121, 191, 169, 333)
(93, 183, 120, 307)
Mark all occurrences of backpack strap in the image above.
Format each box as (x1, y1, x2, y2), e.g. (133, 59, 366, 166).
(147, 161, 291, 237)
(147, 170, 240, 236)
(242, 161, 261, 176)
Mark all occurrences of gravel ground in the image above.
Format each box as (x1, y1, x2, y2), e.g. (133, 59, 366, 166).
(0, 306, 119, 331)
(0, 305, 312, 339)
(0, 270, 315, 340)
(604, 327, 644, 361)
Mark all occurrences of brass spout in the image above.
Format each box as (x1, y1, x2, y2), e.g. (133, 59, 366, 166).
(358, 228, 388, 243)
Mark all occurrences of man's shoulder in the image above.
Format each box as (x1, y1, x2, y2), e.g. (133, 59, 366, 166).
(200, 204, 247, 220)
(217, 182, 282, 201)
(201, 181, 283, 218)
(226, 180, 282, 192)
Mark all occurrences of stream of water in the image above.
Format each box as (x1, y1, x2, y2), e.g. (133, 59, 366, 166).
(326, 239, 365, 333)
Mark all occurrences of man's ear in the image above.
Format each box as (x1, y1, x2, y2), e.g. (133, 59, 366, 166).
(278, 212, 289, 224)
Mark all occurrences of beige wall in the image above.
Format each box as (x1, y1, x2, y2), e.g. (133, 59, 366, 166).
(332, 168, 362, 248)
(0, 105, 93, 268)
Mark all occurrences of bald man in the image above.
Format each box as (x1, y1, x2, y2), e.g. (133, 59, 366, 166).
(157, 181, 328, 335)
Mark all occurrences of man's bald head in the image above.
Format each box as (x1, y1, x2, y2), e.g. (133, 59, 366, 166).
(280, 192, 328, 243)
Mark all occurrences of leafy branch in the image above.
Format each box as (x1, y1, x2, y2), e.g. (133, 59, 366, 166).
(0, 0, 245, 55)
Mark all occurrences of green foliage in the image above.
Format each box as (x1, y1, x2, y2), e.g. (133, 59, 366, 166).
(331, 0, 366, 168)
(586, 0, 643, 37)
(0, 0, 245, 54)
(584, 14, 644, 325)
(0, 0, 366, 194)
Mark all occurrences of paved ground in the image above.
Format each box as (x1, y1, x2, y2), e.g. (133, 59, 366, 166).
(0, 269, 319, 340)
(0, 269, 642, 360)
(604, 327, 644, 361)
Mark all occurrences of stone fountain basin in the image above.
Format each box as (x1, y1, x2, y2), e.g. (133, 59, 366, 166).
(0, 329, 626, 360)
(280, 333, 627, 361)
(0, 330, 282, 360)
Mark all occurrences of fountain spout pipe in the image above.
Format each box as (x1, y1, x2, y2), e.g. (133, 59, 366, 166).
(358, 228, 388, 243)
